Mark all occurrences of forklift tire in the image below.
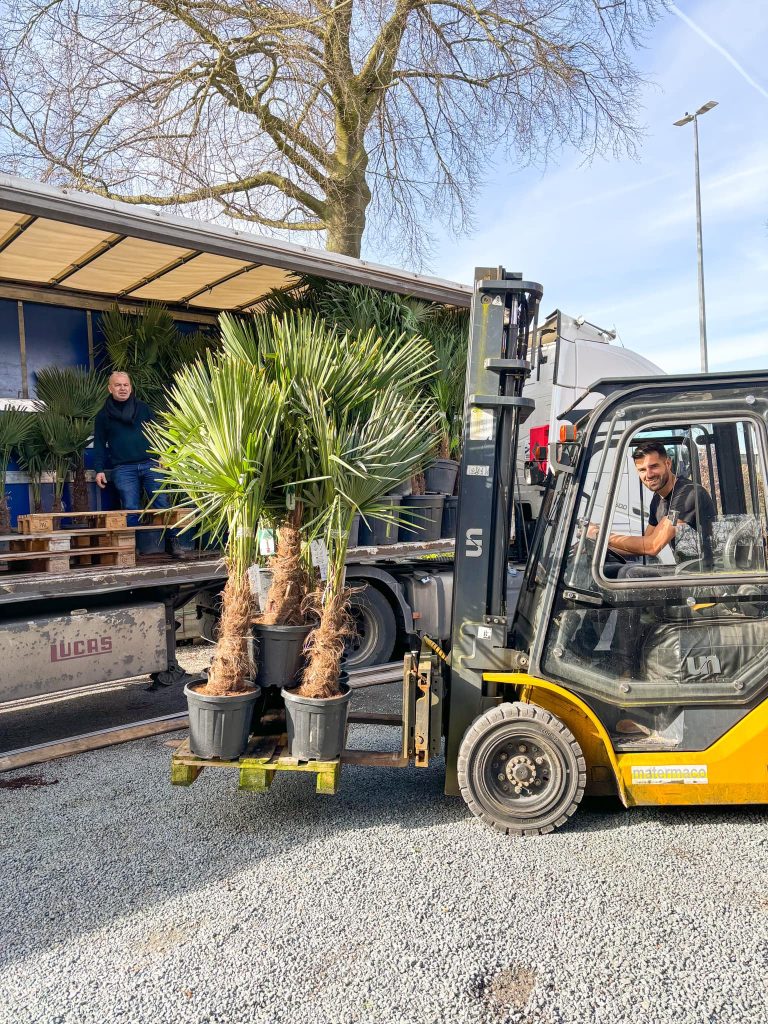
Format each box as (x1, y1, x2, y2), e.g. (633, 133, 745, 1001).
(457, 702, 586, 835)
(345, 585, 397, 669)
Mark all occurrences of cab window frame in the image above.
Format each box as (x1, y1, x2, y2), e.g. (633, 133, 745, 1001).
(593, 411, 768, 591)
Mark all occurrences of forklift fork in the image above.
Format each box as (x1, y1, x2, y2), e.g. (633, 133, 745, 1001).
(402, 640, 444, 767)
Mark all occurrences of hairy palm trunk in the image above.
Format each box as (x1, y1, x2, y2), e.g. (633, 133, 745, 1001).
(261, 506, 311, 625)
(72, 457, 90, 513)
(205, 574, 254, 695)
(0, 495, 9, 535)
(299, 590, 351, 698)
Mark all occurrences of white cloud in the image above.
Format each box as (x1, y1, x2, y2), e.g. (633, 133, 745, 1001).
(669, 3, 768, 103)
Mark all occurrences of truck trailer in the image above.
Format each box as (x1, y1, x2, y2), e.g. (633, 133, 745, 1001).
(0, 174, 465, 707)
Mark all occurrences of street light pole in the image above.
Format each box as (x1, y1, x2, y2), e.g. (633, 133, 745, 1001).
(674, 100, 718, 374)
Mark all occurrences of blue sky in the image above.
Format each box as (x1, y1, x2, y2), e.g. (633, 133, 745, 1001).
(429, 0, 768, 375)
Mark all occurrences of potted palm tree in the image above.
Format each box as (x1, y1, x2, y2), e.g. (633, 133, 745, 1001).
(148, 354, 286, 760)
(0, 407, 34, 534)
(218, 309, 437, 699)
(16, 417, 53, 514)
(36, 412, 95, 514)
(34, 366, 106, 513)
(284, 384, 439, 759)
(423, 309, 468, 495)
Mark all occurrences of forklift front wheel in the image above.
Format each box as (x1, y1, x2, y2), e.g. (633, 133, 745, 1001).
(457, 702, 586, 836)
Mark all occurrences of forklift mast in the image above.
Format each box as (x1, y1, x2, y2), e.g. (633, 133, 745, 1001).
(445, 268, 543, 794)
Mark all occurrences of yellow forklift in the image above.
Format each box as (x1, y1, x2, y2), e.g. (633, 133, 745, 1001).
(412, 267, 768, 834)
(172, 267, 768, 835)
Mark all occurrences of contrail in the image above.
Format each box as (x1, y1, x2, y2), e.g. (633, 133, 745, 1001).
(669, 3, 768, 102)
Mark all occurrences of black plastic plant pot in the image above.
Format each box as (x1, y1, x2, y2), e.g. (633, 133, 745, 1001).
(252, 623, 314, 689)
(349, 514, 361, 548)
(398, 494, 445, 542)
(387, 477, 411, 497)
(184, 678, 261, 760)
(358, 495, 401, 547)
(424, 459, 459, 495)
(441, 495, 459, 539)
(282, 681, 352, 761)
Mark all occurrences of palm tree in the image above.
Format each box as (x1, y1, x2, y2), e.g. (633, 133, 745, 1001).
(218, 310, 437, 627)
(0, 408, 34, 532)
(297, 385, 440, 697)
(425, 310, 468, 461)
(36, 412, 95, 512)
(147, 354, 286, 695)
(16, 418, 53, 514)
(34, 366, 107, 512)
(100, 303, 218, 411)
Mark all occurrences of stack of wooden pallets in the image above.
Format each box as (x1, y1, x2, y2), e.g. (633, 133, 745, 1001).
(0, 507, 189, 575)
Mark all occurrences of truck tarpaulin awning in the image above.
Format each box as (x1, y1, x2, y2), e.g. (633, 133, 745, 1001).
(0, 175, 470, 320)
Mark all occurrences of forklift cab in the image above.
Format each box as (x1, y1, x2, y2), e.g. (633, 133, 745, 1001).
(521, 378, 768, 741)
(444, 270, 768, 834)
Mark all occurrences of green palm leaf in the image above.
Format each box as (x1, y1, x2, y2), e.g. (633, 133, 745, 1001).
(34, 366, 107, 419)
(0, 407, 35, 529)
(148, 354, 286, 581)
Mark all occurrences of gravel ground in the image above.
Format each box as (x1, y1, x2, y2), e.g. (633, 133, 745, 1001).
(1, 709, 766, 1024)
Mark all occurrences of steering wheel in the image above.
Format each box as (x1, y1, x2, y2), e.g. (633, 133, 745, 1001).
(723, 517, 761, 572)
(579, 531, 627, 565)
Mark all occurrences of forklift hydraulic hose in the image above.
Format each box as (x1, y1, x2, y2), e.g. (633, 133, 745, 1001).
(423, 635, 449, 663)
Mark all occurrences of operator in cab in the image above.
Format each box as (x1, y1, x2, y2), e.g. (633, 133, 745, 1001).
(588, 440, 715, 565)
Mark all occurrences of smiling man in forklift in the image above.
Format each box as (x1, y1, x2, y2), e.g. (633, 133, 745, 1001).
(589, 440, 716, 566)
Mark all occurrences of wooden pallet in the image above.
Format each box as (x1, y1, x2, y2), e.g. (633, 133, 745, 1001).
(16, 507, 190, 534)
(0, 525, 137, 574)
(0, 529, 136, 550)
(0, 545, 135, 573)
(171, 735, 342, 794)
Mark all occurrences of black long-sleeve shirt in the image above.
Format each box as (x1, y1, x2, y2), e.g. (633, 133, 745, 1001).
(92, 400, 156, 472)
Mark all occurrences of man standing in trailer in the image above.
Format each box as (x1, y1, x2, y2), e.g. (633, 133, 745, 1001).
(93, 372, 185, 559)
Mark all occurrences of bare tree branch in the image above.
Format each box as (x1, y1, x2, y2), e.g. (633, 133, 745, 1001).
(0, 0, 664, 262)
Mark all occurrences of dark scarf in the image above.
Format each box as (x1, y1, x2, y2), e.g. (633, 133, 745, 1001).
(105, 394, 138, 424)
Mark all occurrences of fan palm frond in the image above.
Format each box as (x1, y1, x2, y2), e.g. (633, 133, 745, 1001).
(34, 366, 107, 419)
(0, 408, 36, 529)
(0, 407, 35, 461)
(148, 356, 286, 694)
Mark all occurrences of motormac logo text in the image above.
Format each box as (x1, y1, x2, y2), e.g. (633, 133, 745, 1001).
(50, 636, 113, 662)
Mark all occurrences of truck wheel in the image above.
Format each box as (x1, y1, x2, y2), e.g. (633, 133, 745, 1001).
(457, 702, 586, 835)
(345, 585, 397, 669)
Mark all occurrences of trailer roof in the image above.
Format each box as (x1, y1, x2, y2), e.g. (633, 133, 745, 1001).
(0, 175, 470, 319)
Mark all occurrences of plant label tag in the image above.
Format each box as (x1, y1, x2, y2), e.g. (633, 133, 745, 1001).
(310, 539, 328, 581)
(285, 485, 296, 510)
(257, 528, 275, 556)
(247, 564, 261, 595)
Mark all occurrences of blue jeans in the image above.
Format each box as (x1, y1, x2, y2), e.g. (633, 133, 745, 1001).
(111, 460, 176, 553)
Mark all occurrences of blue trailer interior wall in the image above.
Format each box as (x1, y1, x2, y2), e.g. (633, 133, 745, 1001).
(0, 299, 23, 399)
(24, 303, 91, 390)
(2, 296, 210, 527)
